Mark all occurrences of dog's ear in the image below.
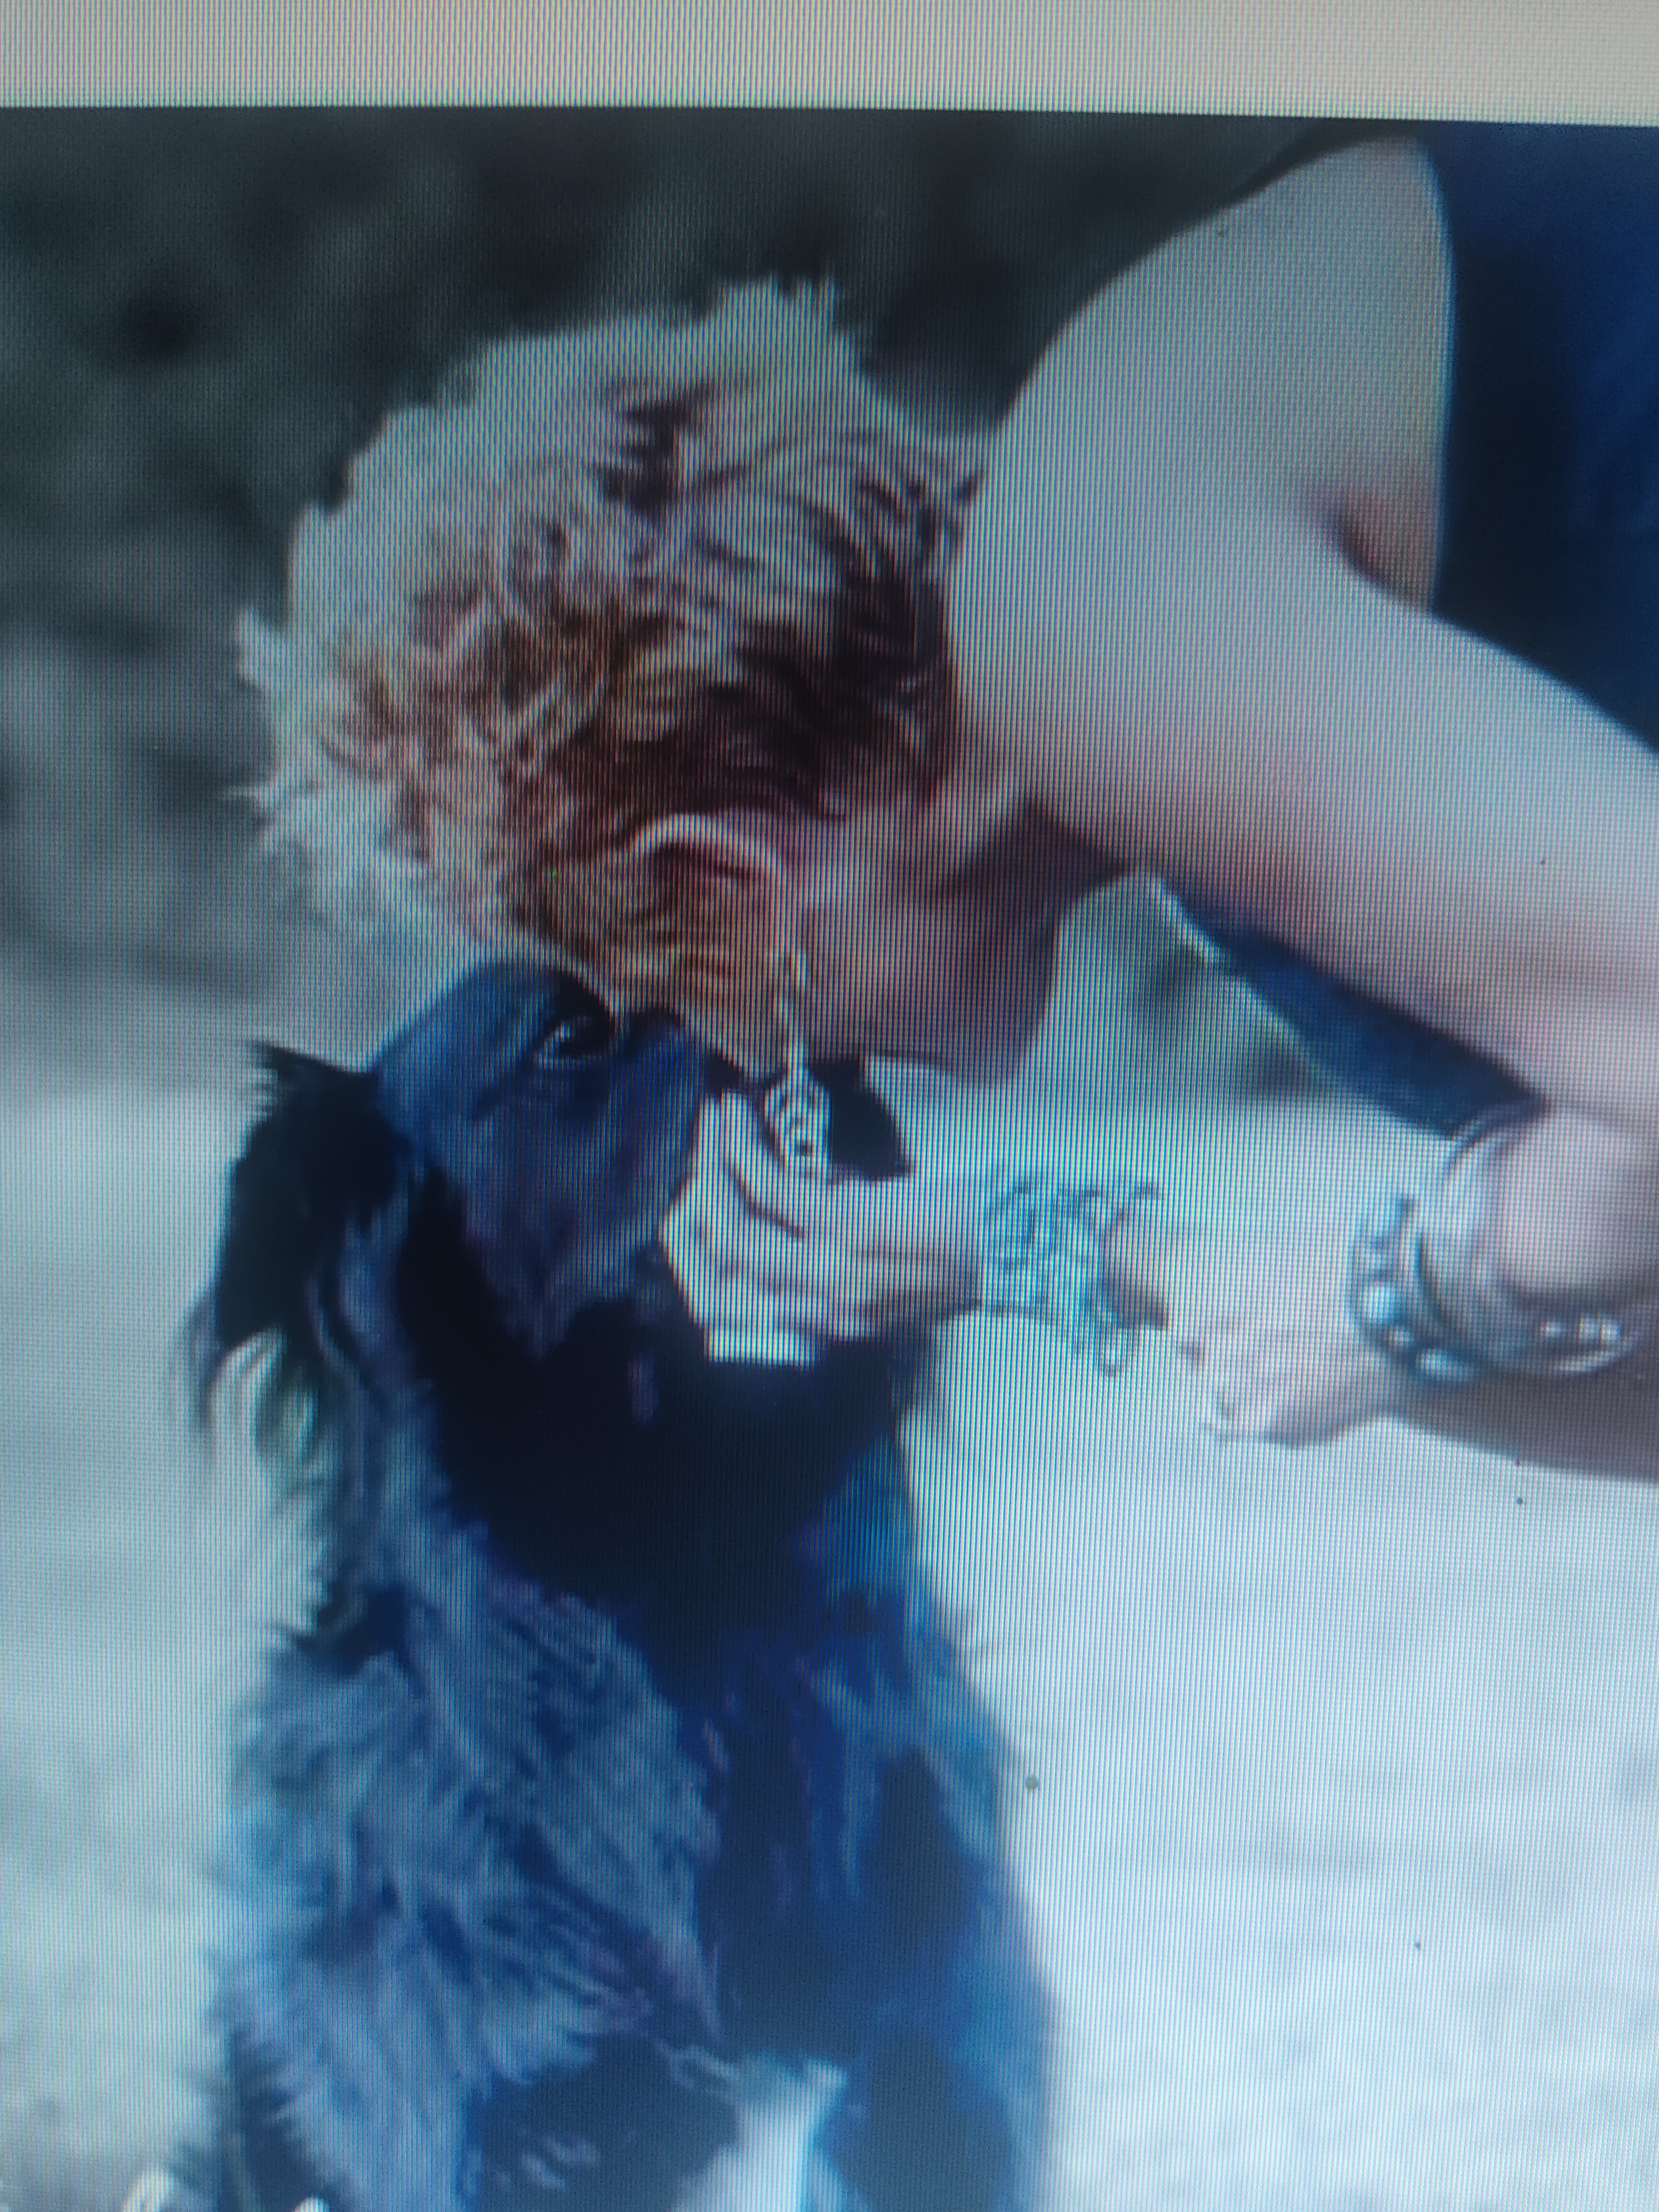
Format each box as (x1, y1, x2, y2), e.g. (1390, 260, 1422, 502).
(180, 1045, 403, 1456)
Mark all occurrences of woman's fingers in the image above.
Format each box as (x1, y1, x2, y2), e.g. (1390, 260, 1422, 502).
(712, 1100, 892, 1321)
(665, 1092, 984, 1353)
(1190, 1307, 1408, 1447)
(721, 1098, 830, 1239)
(664, 1098, 844, 1341)
(663, 1102, 752, 1308)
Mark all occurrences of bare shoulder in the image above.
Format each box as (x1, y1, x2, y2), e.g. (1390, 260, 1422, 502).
(947, 143, 1457, 873)
(976, 141, 1453, 601)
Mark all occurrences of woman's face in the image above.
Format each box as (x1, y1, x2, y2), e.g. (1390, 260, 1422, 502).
(780, 787, 1106, 1085)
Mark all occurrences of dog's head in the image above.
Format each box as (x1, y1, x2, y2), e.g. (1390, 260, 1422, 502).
(372, 959, 711, 1361)
(188, 961, 915, 1640)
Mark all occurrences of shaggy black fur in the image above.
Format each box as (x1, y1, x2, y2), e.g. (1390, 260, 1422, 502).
(179, 961, 1048, 2212)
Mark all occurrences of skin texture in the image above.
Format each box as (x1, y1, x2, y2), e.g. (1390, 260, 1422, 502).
(660, 141, 1659, 1452)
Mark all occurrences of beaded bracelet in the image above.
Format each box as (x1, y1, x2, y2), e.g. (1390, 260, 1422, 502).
(1347, 1106, 1651, 1386)
(977, 1176, 1153, 1374)
(749, 1068, 1153, 1373)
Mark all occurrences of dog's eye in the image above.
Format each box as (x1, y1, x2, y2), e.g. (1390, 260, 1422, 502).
(538, 1011, 610, 1064)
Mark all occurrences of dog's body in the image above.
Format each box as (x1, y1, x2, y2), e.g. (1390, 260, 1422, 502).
(179, 960, 1047, 2212)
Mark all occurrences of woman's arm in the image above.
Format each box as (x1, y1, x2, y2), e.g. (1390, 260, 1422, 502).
(1046, 505, 1659, 1147)
(1145, 1193, 1659, 1483)
(662, 1075, 1659, 1480)
(952, 143, 1659, 1319)
(666, 138, 1659, 1446)
(1075, 510, 1659, 1308)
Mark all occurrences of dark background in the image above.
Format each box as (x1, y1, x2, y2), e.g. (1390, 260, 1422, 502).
(0, 109, 1359, 1006)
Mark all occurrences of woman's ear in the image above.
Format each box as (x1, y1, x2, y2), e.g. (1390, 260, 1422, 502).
(624, 816, 798, 1075)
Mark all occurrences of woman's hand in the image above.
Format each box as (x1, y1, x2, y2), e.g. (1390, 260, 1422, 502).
(1167, 1227, 1659, 1480)
(1180, 1303, 1412, 1446)
(1163, 1238, 1414, 1447)
(662, 1094, 982, 1360)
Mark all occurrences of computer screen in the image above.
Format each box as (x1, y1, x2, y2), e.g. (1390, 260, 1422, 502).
(6, 52, 1659, 2212)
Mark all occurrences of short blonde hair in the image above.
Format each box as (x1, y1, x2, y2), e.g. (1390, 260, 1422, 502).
(241, 281, 988, 1011)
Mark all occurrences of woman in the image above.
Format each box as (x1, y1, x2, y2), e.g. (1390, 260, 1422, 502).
(243, 126, 1659, 1463)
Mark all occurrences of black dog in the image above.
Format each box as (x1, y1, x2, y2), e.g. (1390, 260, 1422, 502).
(177, 960, 1048, 2212)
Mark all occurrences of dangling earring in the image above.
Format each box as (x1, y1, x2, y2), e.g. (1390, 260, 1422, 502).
(760, 939, 835, 1182)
